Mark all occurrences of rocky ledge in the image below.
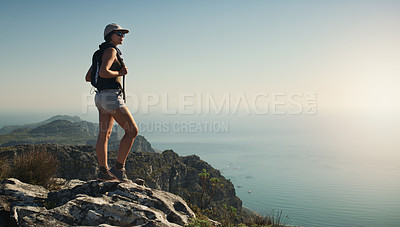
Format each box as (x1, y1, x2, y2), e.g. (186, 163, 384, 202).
(0, 178, 196, 226)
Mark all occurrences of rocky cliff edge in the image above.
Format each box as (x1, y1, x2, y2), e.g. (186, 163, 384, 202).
(0, 177, 197, 227)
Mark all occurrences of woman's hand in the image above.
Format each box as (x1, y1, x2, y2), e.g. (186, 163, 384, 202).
(119, 66, 128, 76)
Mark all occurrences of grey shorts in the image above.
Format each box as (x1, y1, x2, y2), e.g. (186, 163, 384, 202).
(95, 89, 126, 112)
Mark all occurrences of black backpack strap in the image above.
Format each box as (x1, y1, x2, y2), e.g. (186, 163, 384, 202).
(115, 52, 126, 102)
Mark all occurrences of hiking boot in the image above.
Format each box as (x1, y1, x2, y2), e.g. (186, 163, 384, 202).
(109, 167, 132, 183)
(97, 170, 117, 181)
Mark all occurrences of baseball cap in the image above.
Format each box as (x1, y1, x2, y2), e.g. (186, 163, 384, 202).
(104, 23, 130, 38)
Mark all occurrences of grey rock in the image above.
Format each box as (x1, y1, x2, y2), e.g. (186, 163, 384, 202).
(0, 144, 244, 222)
(0, 178, 195, 226)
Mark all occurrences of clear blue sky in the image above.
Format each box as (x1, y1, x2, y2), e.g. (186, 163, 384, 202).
(1, 0, 399, 118)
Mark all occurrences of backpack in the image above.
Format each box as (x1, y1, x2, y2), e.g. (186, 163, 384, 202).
(90, 43, 126, 101)
(90, 49, 102, 88)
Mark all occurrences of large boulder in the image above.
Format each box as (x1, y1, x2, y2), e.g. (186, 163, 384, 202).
(0, 178, 195, 226)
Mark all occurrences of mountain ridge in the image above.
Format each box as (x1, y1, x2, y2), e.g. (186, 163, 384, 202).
(0, 115, 154, 153)
(0, 115, 82, 135)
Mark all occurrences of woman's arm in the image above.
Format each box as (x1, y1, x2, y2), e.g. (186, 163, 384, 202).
(85, 67, 92, 82)
(99, 48, 127, 78)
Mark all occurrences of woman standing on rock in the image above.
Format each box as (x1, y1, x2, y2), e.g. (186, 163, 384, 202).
(85, 23, 144, 185)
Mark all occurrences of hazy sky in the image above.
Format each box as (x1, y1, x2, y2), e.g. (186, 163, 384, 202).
(0, 0, 399, 118)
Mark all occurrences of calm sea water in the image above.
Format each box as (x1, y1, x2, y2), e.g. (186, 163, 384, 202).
(144, 115, 400, 227)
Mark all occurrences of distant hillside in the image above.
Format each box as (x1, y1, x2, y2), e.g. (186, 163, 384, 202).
(0, 115, 82, 135)
(0, 115, 154, 153)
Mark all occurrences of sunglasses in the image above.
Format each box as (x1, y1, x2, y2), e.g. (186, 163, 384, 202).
(114, 31, 125, 37)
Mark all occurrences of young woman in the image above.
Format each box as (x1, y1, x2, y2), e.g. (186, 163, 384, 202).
(85, 23, 143, 184)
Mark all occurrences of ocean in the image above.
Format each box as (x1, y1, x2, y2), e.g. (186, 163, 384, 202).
(142, 114, 400, 227)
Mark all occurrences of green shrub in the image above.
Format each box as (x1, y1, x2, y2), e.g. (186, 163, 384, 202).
(8, 147, 58, 189)
(242, 210, 291, 227)
(265, 210, 291, 227)
(186, 217, 212, 227)
(0, 160, 10, 179)
(198, 169, 223, 210)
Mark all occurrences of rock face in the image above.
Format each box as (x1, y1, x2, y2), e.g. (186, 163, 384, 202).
(0, 144, 243, 222)
(0, 178, 195, 226)
(125, 150, 242, 216)
(0, 143, 154, 181)
(0, 145, 100, 181)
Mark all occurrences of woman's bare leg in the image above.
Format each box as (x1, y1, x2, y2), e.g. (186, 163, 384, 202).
(96, 108, 115, 169)
(110, 106, 139, 165)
